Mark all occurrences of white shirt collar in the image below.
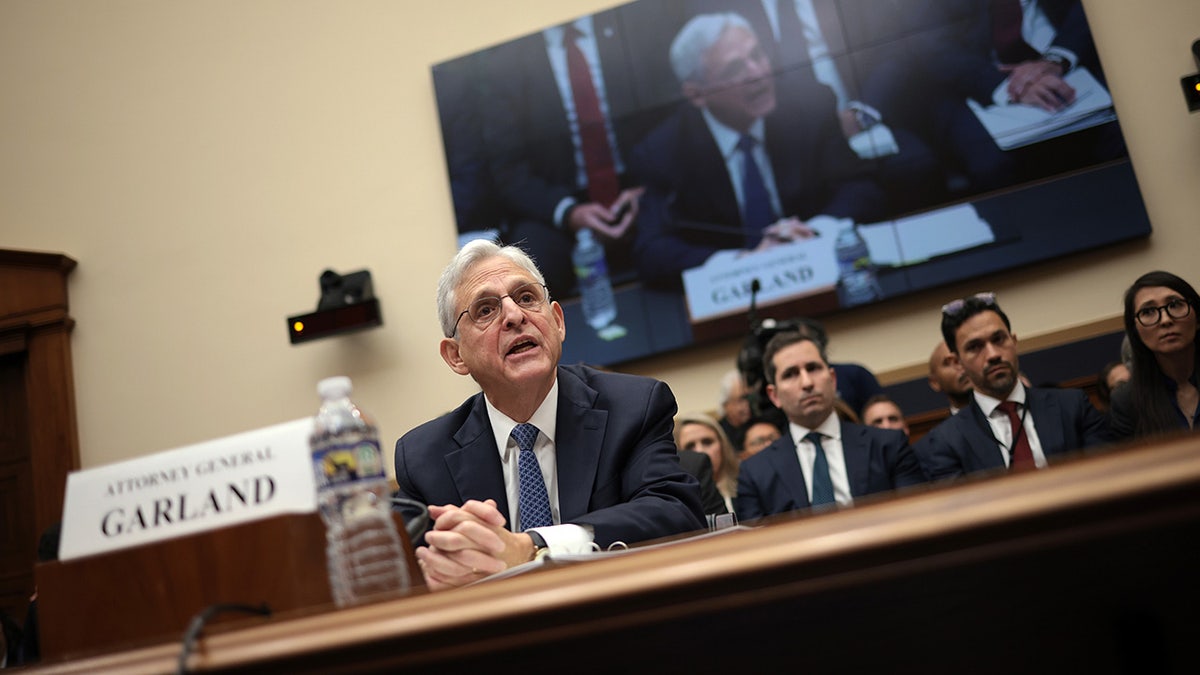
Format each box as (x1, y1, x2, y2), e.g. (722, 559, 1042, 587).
(973, 381, 1028, 417)
(700, 107, 767, 162)
(788, 409, 842, 444)
(485, 379, 560, 457)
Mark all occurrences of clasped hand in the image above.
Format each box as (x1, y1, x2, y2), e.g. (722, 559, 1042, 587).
(1002, 61, 1076, 112)
(416, 498, 533, 591)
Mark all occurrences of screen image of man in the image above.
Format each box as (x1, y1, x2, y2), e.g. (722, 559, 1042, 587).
(393, 239, 705, 590)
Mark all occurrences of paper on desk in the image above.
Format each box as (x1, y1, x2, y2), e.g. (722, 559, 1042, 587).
(859, 204, 995, 267)
(966, 66, 1116, 150)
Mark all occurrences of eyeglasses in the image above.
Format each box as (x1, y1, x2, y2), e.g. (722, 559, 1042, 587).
(941, 292, 997, 317)
(1135, 298, 1192, 327)
(453, 282, 549, 335)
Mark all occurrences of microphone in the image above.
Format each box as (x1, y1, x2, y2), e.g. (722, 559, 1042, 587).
(747, 278, 761, 330)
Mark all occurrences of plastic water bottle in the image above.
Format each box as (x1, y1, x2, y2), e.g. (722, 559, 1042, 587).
(572, 229, 618, 330)
(834, 225, 882, 307)
(311, 376, 409, 607)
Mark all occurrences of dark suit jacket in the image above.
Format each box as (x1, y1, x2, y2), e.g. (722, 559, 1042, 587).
(913, 387, 1115, 481)
(629, 102, 886, 283)
(733, 421, 926, 521)
(393, 364, 706, 548)
(678, 449, 730, 516)
(915, 0, 1101, 105)
(479, 5, 684, 226)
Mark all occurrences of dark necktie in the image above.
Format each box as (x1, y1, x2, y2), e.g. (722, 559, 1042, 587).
(990, 0, 1040, 64)
(737, 134, 776, 246)
(996, 401, 1036, 471)
(563, 26, 620, 208)
(805, 432, 836, 506)
(513, 423, 553, 529)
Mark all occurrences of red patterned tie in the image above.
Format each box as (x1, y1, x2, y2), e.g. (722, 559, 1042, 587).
(563, 26, 620, 208)
(990, 0, 1040, 64)
(997, 401, 1036, 471)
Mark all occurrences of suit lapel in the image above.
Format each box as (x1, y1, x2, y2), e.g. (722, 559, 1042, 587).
(446, 395, 510, 517)
(840, 423, 871, 498)
(554, 367, 607, 521)
(1026, 388, 1066, 455)
(964, 402, 1007, 470)
(768, 436, 811, 509)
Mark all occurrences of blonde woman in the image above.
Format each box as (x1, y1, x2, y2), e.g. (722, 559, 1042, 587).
(675, 412, 740, 515)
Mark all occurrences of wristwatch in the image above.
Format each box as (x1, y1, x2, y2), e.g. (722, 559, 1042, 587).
(528, 530, 551, 561)
(1042, 54, 1070, 74)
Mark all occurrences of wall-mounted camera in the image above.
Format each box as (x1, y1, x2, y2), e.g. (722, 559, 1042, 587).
(287, 269, 383, 345)
(1184, 39, 1200, 113)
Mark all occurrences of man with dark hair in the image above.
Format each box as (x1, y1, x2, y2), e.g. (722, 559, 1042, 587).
(862, 394, 910, 439)
(915, 292, 1114, 481)
(734, 331, 926, 522)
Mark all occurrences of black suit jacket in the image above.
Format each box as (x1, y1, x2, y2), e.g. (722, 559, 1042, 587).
(479, 6, 683, 226)
(913, 387, 1115, 481)
(733, 421, 926, 521)
(915, 0, 1101, 105)
(629, 102, 886, 283)
(678, 449, 730, 516)
(393, 364, 706, 548)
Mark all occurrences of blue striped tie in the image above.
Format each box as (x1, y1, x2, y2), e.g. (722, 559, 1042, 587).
(512, 423, 553, 530)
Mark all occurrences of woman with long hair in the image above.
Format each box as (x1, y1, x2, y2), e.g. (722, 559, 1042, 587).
(675, 412, 741, 515)
(1111, 270, 1200, 439)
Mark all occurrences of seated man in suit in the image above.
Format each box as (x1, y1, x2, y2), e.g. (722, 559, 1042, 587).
(914, 292, 1115, 481)
(394, 239, 706, 590)
(862, 394, 911, 440)
(629, 11, 887, 286)
(735, 331, 927, 522)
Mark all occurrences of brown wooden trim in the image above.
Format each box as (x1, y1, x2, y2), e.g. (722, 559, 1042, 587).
(875, 315, 1126, 386)
(27, 434, 1200, 673)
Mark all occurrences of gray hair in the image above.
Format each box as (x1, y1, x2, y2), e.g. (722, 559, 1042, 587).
(718, 368, 744, 408)
(436, 238, 546, 338)
(670, 12, 755, 84)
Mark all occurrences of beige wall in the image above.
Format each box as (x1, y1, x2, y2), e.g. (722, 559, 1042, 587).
(2, 0, 1198, 471)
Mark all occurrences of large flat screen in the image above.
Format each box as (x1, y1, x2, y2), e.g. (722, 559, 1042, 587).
(431, 0, 1151, 367)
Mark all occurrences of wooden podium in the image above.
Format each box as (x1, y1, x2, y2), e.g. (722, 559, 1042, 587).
(34, 511, 420, 660)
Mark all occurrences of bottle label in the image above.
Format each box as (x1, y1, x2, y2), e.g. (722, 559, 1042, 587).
(312, 439, 386, 489)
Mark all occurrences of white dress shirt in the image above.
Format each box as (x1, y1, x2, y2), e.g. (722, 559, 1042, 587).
(788, 412, 853, 506)
(972, 382, 1048, 468)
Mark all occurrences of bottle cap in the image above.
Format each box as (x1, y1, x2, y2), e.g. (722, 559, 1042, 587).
(317, 375, 352, 400)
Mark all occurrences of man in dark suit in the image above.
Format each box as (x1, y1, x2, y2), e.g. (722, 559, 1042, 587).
(629, 11, 887, 286)
(912, 0, 1124, 193)
(914, 292, 1114, 482)
(394, 239, 705, 590)
(734, 331, 927, 522)
(477, 4, 685, 298)
(690, 0, 948, 213)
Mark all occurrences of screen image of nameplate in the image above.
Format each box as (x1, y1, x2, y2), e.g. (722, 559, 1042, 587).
(682, 232, 840, 322)
(58, 417, 318, 561)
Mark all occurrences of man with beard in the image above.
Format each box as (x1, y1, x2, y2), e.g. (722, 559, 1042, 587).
(914, 293, 1113, 482)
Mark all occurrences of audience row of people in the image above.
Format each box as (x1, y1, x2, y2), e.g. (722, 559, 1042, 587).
(387, 240, 1192, 593)
(678, 270, 1199, 524)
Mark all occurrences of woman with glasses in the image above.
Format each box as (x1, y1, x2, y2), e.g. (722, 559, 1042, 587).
(1110, 270, 1200, 439)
